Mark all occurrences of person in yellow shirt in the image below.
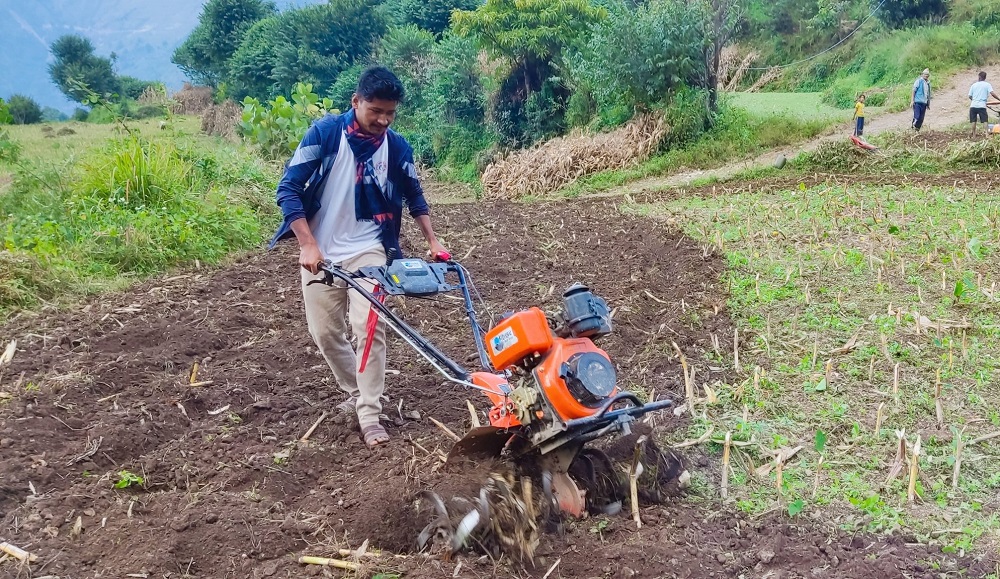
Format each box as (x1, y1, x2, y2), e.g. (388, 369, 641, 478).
(853, 94, 866, 137)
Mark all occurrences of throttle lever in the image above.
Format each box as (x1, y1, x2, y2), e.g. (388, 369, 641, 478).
(305, 262, 337, 286)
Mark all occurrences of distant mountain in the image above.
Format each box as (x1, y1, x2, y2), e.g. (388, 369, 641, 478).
(0, 0, 325, 114)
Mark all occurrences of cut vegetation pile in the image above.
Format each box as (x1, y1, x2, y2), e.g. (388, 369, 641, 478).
(170, 83, 214, 115)
(201, 100, 242, 140)
(481, 112, 669, 199)
(798, 130, 1000, 173)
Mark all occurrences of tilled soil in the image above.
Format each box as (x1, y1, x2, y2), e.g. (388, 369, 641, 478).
(0, 199, 991, 578)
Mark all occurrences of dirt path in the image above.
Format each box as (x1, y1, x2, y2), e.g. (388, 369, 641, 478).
(619, 65, 1000, 194)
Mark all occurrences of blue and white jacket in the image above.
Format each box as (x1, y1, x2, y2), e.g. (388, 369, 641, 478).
(269, 113, 430, 262)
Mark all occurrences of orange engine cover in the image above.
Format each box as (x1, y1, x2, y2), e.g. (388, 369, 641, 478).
(485, 307, 554, 371)
(535, 338, 618, 420)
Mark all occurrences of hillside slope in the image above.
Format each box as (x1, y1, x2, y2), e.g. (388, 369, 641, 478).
(0, 0, 322, 113)
(616, 64, 1000, 194)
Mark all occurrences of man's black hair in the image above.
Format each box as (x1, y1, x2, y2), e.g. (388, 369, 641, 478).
(356, 66, 406, 102)
(979, 71, 987, 81)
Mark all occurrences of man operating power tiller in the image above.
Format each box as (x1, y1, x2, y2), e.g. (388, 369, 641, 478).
(269, 67, 448, 448)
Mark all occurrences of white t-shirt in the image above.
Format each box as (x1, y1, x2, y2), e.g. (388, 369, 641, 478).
(969, 81, 994, 109)
(308, 130, 388, 263)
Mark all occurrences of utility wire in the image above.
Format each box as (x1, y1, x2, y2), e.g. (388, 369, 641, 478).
(747, 0, 889, 70)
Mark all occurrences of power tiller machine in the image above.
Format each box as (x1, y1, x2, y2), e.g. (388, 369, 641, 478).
(311, 256, 674, 516)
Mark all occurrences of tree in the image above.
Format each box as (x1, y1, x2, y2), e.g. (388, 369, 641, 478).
(696, 0, 746, 113)
(428, 33, 485, 124)
(48, 35, 121, 103)
(7, 95, 43, 124)
(381, 0, 482, 35)
(225, 16, 283, 97)
(377, 25, 437, 109)
(227, 0, 385, 99)
(172, 0, 277, 86)
(452, 0, 604, 83)
(872, 0, 946, 28)
(41, 107, 69, 122)
(452, 0, 605, 146)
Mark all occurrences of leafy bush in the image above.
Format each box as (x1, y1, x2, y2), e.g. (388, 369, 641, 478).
(227, 0, 385, 100)
(41, 107, 68, 122)
(133, 103, 169, 119)
(427, 33, 485, 125)
(567, 0, 707, 119)
(0, 99, 12, 125)
(172, 0, 278, 86)
(240, 82, 337, 159)
(662, 88, 711, 148)
(87, 102, 127, 124)
(453, 0, 605, 148)
(0, 129, 21, 163)
(7, 94, 43, 125)
(72, 108, 90, 122)
(564, 88, 596, 128)
(390, 32, 493, 172)
(327, 64, 365, 111)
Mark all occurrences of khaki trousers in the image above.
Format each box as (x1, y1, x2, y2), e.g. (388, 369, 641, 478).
(300, 245, 387, 429)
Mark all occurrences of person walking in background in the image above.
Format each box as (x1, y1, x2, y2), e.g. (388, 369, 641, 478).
(853, 94, 866, 137)
(911, 68, 931, 131)
(968, 71, 1000, 137)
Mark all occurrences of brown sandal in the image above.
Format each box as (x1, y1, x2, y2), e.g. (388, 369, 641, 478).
(361, 424, 389, 448)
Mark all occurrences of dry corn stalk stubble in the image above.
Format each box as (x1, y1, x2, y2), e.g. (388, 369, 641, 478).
(481, 112, 670, 200)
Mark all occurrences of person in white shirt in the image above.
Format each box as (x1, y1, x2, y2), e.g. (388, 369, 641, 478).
(969, 71, 1000, 136)
(273, 67, 448, 448)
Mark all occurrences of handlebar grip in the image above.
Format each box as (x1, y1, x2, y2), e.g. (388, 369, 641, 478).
(433, 251, 452, 262)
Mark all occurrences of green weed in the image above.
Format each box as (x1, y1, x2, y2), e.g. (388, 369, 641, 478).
(114, 470, 145, 489)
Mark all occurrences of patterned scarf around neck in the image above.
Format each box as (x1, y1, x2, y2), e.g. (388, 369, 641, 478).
(345, 108, 390, 224)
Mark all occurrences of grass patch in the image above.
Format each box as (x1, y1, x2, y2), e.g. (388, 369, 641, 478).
(0, 116, 278, 318)
(625, 181, 1000, 552)
(728, 92, 879, 122)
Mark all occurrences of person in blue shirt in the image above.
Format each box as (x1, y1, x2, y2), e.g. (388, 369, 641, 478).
(271, 67, 448, 448)
(911, 69, 931, 131)
(968, 71, 1000, 137)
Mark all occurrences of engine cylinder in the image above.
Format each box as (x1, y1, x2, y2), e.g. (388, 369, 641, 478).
(562, 283, 612, 338)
